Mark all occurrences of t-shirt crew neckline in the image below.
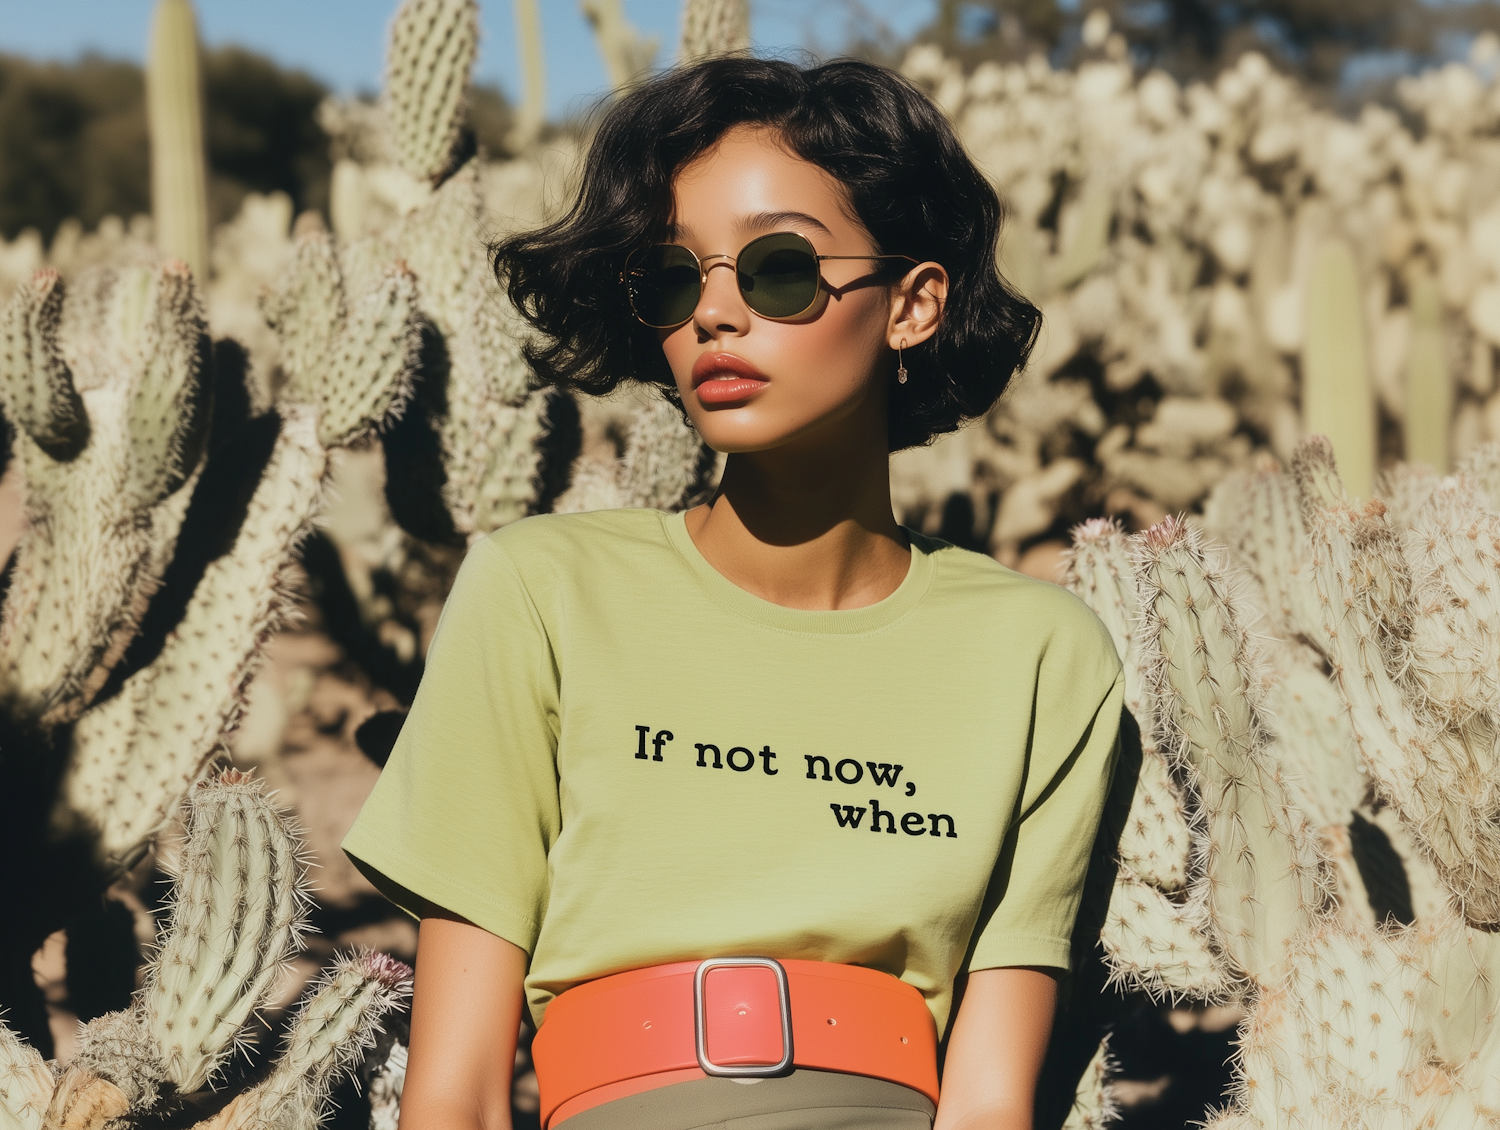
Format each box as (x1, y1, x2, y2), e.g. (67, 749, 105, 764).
(661, 509, 936, 636)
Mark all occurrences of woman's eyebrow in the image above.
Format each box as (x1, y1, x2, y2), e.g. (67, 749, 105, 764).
(737, 210, 833, 236)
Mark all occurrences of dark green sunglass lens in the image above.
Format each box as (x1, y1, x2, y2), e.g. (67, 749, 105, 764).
(628, 245, 701, 327)
(738, 235, 819, 318)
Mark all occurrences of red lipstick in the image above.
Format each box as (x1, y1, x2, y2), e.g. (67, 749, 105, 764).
(691, 352, 768, 405)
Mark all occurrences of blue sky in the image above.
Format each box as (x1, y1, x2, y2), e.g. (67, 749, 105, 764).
(0, 2, 937, 120)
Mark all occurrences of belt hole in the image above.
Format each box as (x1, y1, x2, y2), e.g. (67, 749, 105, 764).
(643, 1021, 652, 1029)
(827, 1018, 837, 1026)
(900, 1036, 908, 1044)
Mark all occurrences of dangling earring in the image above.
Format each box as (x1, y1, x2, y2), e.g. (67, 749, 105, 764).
(897, 340, 908, 384)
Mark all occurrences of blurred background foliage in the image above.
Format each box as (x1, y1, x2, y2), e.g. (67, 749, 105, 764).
(0, 46, 515, 244)
(10, 1, 1500, 246)
(915, 0, 1500, 89)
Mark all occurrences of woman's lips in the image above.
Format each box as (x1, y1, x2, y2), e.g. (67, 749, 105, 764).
(691, 352, 768, 404)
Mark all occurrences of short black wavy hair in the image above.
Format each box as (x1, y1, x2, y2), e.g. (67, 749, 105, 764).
(492, 56, 1041, 452)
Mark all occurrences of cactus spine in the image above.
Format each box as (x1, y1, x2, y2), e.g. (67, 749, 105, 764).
(146, 0, 210, 281)
(192, 952, 412, 1130)
(0, 1023, 51, 1130)
(4, 771, 405, 1128)
(1301, 239, 1376, 499)
(1405, 269, 1450, 471)
(1300, 437, 1500, 927)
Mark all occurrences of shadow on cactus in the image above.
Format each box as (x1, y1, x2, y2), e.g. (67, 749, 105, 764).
(0, 768, 411, 1130)
(0, 239, 419, 1056)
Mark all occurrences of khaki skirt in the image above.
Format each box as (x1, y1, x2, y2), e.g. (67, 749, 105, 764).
(554, 1069, 935, 1130)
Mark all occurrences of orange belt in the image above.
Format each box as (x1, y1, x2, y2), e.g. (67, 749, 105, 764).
(531, 958, 939, 1128)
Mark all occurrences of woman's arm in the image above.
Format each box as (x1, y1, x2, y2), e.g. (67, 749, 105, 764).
(933, 966, 1059, 1130)
(399, 911, 529, 1130)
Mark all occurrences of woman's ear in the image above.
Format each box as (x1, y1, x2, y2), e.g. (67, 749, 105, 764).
(887, 262, 949, 350)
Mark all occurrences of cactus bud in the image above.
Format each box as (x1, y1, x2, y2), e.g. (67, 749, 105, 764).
(0, 269, 88, 460)
(142, 769, 309, 1092)
(385, 0, 479, 185)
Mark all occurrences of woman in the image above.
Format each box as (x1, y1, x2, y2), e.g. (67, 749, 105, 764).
(344, 55, 1123, 1130)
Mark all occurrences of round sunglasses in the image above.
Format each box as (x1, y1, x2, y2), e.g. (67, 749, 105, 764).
(622, 231, 918, 329)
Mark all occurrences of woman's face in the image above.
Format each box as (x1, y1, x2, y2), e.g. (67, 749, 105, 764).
(659, 126, 933, 454)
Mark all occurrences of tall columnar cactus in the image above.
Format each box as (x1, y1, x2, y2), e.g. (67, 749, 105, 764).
(510, 0, 546, 151)
(147, 0, 210, 281)
(0, 263, 209, 727)
(1066, 475, 1500, 1125)
(1405, 269, 1450, 472)
(582, 0, 659, 90)
(1301, 239, 1376, 500)
(385, 0, 479, 185)
(680, 0, 750, 60)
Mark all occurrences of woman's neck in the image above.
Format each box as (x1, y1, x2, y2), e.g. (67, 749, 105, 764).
(682, 414, 910, 612)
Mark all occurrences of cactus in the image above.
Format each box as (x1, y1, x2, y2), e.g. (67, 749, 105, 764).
(1301, 240, 1376, 500)
(679, 0, 750, 61)
(1134, 518, 1329, 981)
(557, 395, 713, 514)
(1056, 177, 1114, 290)
(384, 0, 479, 185)
(143, 771, 308, 1093)
(7, 771, 407, 1129)
(1404, 269, 1450, 472)
(190, 952, 411, 1130)
(0, 1022, 51, 1130)
(582, 0, 659, 90)
(1300, 437, 1500, 927)
(509, 0, 546, 151)
(146, 0, 210, 281)
(0, 263, 208, 727)
(1061, 1040, 1117, 1130)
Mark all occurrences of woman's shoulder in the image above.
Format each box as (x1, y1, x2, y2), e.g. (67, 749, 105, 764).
(914, 533, 1121, 669)
(471, 508, 676, 579)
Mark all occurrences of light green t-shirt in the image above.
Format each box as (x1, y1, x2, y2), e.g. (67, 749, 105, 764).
(343, 509, 1122, 1036)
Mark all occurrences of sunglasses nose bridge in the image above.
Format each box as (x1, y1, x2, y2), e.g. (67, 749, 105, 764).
(697, 253, 738, 282)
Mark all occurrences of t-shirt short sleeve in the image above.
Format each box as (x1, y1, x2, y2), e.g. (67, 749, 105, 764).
(965, 609, 1124, 973)
(342, 534, 560, 954)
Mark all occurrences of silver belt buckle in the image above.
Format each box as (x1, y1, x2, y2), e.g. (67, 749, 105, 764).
(693, 957, 795, 1077)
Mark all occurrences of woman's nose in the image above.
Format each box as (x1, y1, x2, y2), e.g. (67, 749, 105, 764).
(693, 258, 749, 336)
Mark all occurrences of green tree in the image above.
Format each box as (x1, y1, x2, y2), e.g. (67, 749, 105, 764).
(0, 46, 334, 244)
(920, 0, 1500, 87)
